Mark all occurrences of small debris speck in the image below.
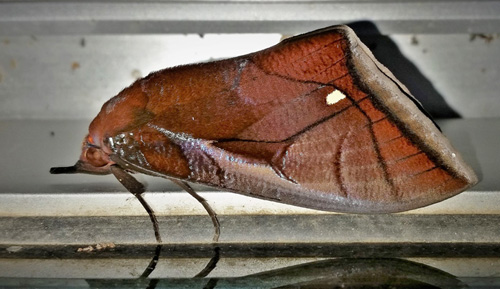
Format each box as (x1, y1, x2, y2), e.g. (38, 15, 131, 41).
(96, 242, 116, 250)
(131, 69, 142, 79)
(6, 246, 23, 253)
(71, 62, 80, 71)
(77, 246, 94, 253)
(470, 33, 496, 44)
(411, 35, 419, 45)
(77, 242, 116, 253)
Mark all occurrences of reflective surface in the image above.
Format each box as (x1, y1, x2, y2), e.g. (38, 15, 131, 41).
(1, 256, 499, 288)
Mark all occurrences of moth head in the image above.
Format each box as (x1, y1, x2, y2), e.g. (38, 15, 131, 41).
(50, 134, 113, 175)
(50, 84, 149, 177)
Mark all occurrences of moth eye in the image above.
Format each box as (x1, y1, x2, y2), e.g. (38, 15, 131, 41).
(85, 147, 108, 167)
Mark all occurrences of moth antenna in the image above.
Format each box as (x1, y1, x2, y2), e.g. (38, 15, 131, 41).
(50, 165, 78, 174)
(171, 179, 221, 242)
(110, 165, 162, 278)
(50, 161, 110, 175)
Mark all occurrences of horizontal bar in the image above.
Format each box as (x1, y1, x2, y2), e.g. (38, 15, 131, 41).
(0, 190, 499, 217)
(1, 257, 499, 279)
(2, 214, 500, 244)
(1, 1, 499, 35)
(1, 242, 499, 285)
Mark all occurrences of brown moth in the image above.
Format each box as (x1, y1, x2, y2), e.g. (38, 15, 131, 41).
(51, 25, 478, 241)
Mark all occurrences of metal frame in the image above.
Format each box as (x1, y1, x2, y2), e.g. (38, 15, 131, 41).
(0, 1, 500, 35)
(0, 0, 499, 285)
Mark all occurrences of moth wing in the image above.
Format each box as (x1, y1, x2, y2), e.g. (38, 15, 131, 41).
(111, 26, 476, 213)
(211, 26, 476, 212)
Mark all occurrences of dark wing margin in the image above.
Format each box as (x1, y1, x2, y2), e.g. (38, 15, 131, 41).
(209, 25, 477, 212)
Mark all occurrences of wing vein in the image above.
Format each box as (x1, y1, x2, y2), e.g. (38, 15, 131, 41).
(284, 37, 345, 68)
(349, 97, 398, 199)
(334, 132, 349, 197)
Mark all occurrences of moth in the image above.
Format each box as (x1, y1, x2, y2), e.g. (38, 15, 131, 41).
(51, 25, 478, 242)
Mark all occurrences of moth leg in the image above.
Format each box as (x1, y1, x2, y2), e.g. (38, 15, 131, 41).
(140, 243, 162, 278)
(202, 278, 219, 289)
(194, 246, 220, 278)
(110, 165, 162, 277)
(171, 179, 221, 242)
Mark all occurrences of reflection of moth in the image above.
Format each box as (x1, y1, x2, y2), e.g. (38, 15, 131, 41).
(52, 25, 477, 234)
(247, 258, 467, 288)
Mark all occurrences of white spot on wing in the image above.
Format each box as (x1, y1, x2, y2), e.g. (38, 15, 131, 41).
(326, 90, 346, 105)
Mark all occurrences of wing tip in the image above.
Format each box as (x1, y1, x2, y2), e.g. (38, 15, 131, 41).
(336, 26, 479, 192)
